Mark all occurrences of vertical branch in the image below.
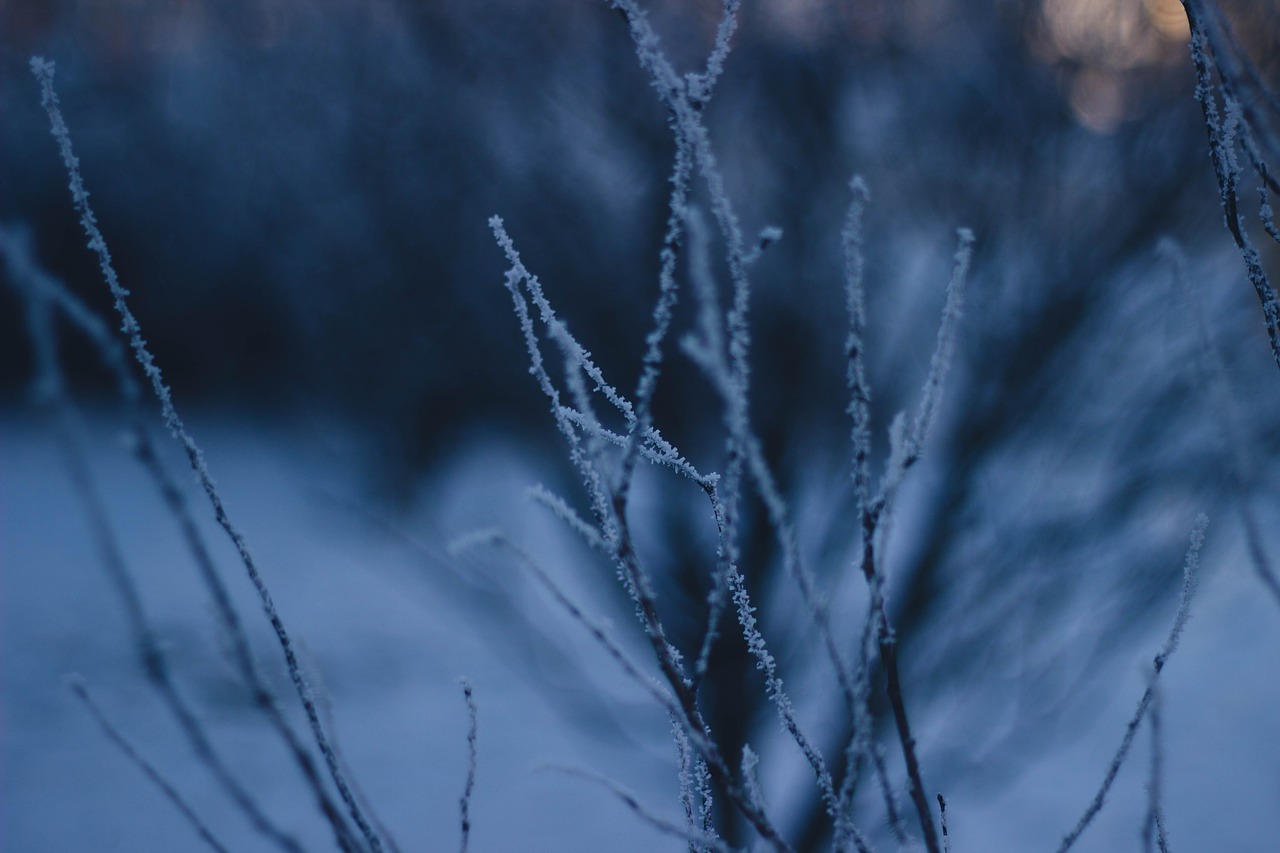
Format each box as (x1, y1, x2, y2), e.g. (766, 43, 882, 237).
(937, 794, 951, 853)
(672, 713, 704, 853)
(1141, 676, 1170, 853)
(495, 213, 795, 852)
(29, 57, 384, 853)
(617, 132, 694, 503)
(1056, 515, 1207, 853)
(458, 680, 477, 853)
(683, 207, 748, 689)
(1179, 1, 1280, 373)
(844, 177, 875, 519)
(1162, 239, 1280, 610)
(847, 226, 972, 853)
(619, 2, 747, 504)
(0, 228, 318, 853)
(681, 206, 874, 849)
(460, 530, 792, 851)
(69, 677, 232, 853)
(490, 218, 692, 688)
(836, 179, 911, 848)
(874, 618, 938, 853)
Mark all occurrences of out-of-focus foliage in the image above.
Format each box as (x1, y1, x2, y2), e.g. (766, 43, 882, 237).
(2, 0, 1270, 468)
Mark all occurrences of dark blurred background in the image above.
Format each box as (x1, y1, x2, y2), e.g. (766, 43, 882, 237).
(4, 0, 1275, 477)
(3, 0, 1280, 848)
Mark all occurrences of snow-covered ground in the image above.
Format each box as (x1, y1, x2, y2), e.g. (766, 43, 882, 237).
(2, 411, 1277, 851)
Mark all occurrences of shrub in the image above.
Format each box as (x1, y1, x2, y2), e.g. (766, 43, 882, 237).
(2, 1, 1278, 851)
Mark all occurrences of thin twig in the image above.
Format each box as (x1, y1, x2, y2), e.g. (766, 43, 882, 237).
(848, 228, 973, 853)
(1162, 239, 1280, 610)
(491, 220, 794, 851)
(18, 84, 365, 848)
(30, 56, 385, 853)
(1179, 0, 1280, 373)
(1141, 676, 1170, 853)
(69, 676, 232, 853)
(1, 228, 314, 853)
(1056, 515, 1207, 853)
(459, 679, 477, 853)
(937, 794, 951, 853)
(545, 765, 741, 853)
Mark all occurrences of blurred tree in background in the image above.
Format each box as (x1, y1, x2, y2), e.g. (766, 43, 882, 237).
(2, 0, 1278, 848)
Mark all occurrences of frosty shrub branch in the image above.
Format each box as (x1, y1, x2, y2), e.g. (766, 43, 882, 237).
(1, 0, 1278, 851)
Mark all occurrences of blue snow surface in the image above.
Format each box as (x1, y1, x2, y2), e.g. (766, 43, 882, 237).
(2, 410, 1278, 851)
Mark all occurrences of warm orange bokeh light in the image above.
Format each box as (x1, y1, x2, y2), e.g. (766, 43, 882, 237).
(1042, 0, 1189, 71)
(1145, 0, 1193, 42)
(1039, 0, 1192, 132)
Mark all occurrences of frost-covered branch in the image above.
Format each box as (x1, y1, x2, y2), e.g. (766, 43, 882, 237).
(1162, 239, 1280, 610)
(842, 218, 973, 853)
(1, 225, 320, 853)
(1057, 514, 1207, 853)
(29, 58, 384, 853)
(458, 680, 477, 853)
(1179, 0, 1280, 373)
